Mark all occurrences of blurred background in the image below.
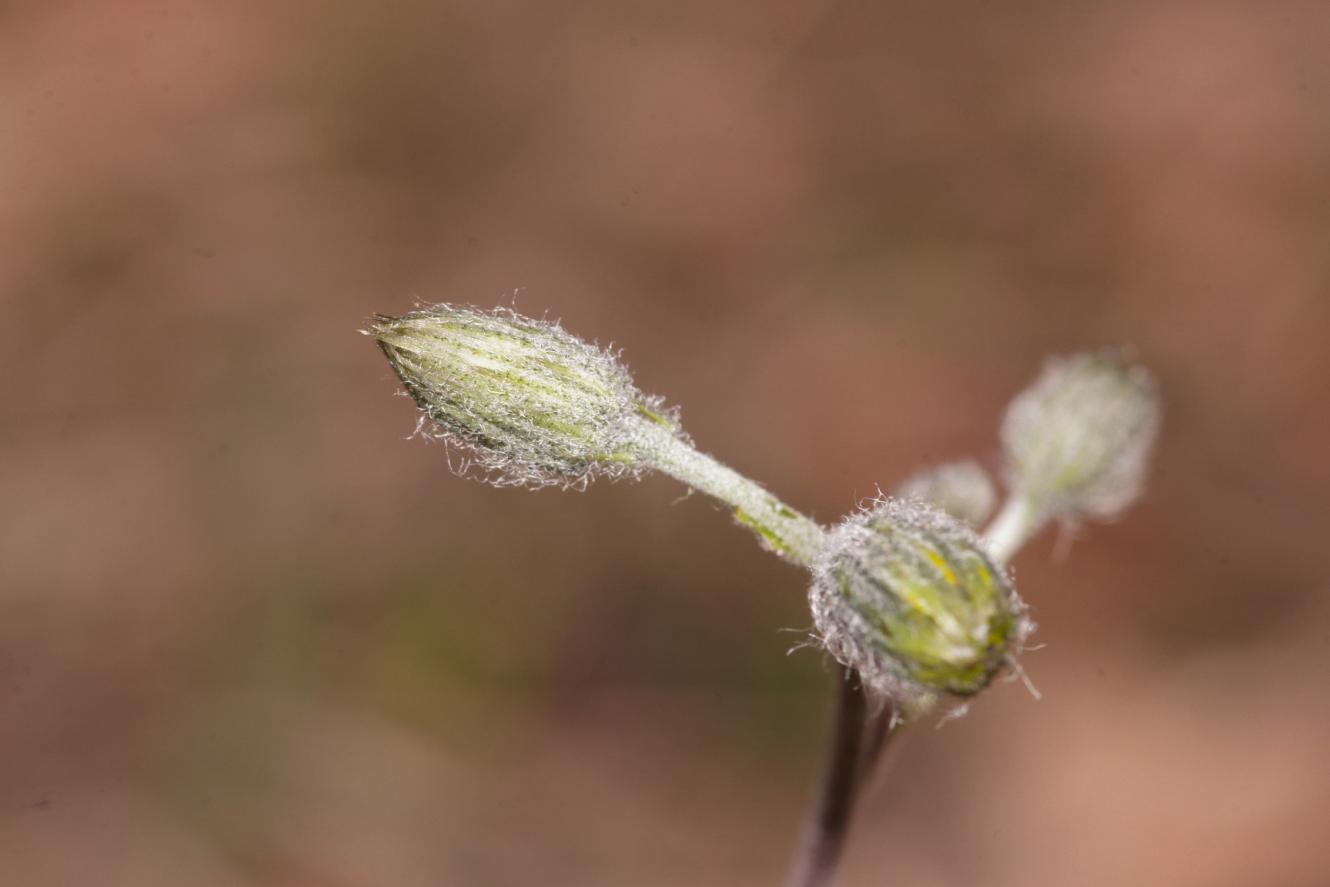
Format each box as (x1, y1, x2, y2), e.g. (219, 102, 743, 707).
(3, 1, 1329, 885)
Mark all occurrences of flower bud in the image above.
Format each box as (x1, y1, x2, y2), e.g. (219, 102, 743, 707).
(809, 498, 1027, 707)
(368, 304, 678, 488)
(1001, 350, 1161, 521)
(895, 460, 997, 528)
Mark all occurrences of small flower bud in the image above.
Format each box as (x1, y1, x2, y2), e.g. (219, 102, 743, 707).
(368, 304, 679, 488)
(809, 498, 1028, 708)
(1001, 351, 1160, 522)
(895, 460, 997, 528)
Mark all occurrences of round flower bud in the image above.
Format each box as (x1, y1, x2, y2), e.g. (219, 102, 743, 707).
(368, 304, 678, 488)
(1001, 351, 1160, 522)
(809, 498, 1028, 708)
(895, 460, 997, 528)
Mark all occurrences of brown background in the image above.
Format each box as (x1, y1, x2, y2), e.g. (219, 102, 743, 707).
(3, 2, 1329, 885)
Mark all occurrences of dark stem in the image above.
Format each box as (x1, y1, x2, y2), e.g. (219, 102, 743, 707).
(787, 667, 903, 887)
(786, 664, 869, 887)
(857, 702, 898, 790)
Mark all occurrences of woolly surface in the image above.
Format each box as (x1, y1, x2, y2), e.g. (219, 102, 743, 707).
(369, 304, 682, 490)
(1001, 350, 1161, 521)
(895, 460, 997, 529)
(809, 497, 1031, 710)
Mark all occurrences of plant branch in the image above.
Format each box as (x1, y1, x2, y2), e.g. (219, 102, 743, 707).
(856, 701, 899, 792)
(786, 664, 871, 887)
(633, 418, 825, 564)
(982, 493, 1042, 564)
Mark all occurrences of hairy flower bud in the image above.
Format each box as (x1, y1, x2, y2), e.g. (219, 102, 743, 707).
(896, 460, 997, 528)
(368, 304, 679, 488)
(809, 498, 1027, 708)
(1001, 350, 1161, 521)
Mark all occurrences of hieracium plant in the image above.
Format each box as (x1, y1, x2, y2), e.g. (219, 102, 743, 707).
(366, 304, 1161, 887)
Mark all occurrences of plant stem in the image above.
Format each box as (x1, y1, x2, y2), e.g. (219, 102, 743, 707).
(982, 494, 1042, 564)
(786, 664, 870, 887)
(633, 419, 825, 565)
(629, 421, 910, 885)
(857, 702, 899, 790)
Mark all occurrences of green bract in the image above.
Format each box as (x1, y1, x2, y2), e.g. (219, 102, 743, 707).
(369, 304, 678, 488)
(810, 498, 1027, 705)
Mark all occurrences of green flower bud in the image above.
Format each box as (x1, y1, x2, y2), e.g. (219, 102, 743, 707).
(368, 304, 679, 488)
(809, 498, 1028, 708)
(895, 460, 997, 528)
(1001, 350, 1161, 522)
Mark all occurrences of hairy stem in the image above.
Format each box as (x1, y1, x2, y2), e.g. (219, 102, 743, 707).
(633, 419, 825, 565)
(631, 421, 909, 885)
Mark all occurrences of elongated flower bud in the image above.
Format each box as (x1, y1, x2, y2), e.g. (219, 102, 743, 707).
(809, 498, 1028, 709)
(896, 460, 997, 528)
(368, 303, 823, 561)
(1001, 351, 1161, 522)
(368, 304, 680, 488)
